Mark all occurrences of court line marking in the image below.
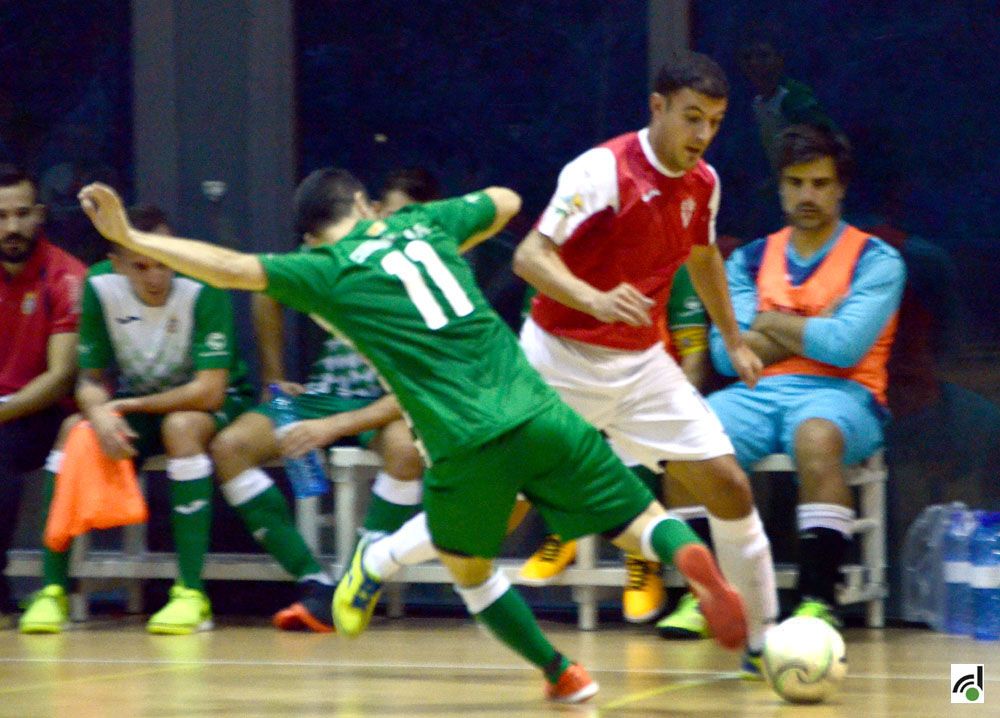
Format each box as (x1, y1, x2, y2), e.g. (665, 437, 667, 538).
(0, 663, 195, 696)
(1, 656, 995, 683)
(597, 676, 730, 713)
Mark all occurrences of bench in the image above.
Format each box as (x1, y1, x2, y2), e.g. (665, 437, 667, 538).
(6, 448, 886, 629)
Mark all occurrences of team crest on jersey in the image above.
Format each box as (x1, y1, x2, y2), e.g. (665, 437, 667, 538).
(166, 316, 179, 334)
(21, 291, 37, 315)
(680, 196, 696, 228)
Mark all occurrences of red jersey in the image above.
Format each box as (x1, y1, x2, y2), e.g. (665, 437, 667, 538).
(0, 238, 85, 395)
(530, 129, 720, 350)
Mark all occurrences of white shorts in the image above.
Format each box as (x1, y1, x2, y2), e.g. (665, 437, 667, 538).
(520, 318, 734, 469)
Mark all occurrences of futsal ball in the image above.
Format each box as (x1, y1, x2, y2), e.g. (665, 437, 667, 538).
(762, 616, 847, 704)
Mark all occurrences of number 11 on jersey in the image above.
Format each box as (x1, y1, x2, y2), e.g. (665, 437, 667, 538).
(381, 240, 474, 329)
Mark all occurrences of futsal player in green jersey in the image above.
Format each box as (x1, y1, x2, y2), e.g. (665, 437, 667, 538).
(209, 169, 437, 632)
(78, 173, 747, 704)
(20, 205, 255, 635)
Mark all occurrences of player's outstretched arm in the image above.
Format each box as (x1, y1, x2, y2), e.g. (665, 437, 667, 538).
(79, 183, 267, 291)
(456, 187, 522, 253)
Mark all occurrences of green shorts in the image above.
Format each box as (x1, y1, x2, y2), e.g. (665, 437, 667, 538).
(251, 392, 380, 447)
(423, 400, 654, 558)
(124, 389, 255, 460)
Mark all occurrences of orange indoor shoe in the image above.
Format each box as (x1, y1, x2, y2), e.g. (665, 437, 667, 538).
(545, 663, 599, 704)
(673, 544, 747, 651)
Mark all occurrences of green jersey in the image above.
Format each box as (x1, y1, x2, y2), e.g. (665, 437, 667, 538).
(260, 192, 559, 463)
(666, 265, 706, 331)
(302, 336, 384, 401)
(78, 260, 251, 397)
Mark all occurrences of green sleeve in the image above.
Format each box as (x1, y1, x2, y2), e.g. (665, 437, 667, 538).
(667, 265, 707, 330)
(258, 250, 337, 316)
(191, 284, 238, 370)
(422, 191, 497, 244)
(76, 278, 113, 370)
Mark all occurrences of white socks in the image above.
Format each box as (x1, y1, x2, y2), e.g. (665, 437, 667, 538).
(798, 503, 856, 538)
(708, 509, 779, 652)
(372, 471, 423, 505)
(45, 450, 64, 474)
(362, 512, 437, 579)
(166, 453, 213, 481)
(220, 467, 274, 506)
(455, 570, 510, 614)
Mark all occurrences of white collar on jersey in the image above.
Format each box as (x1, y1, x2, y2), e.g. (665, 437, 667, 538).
(638, 127, 687, 179)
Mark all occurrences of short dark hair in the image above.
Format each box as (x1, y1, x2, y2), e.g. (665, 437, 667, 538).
(294, 167, 365, 235)
(0, 163, 38, 193)
(653, 51, 729, 100)
(127, 204, 171, 233)
(776, 124, 854, 185)
(381, 167, 441, 203)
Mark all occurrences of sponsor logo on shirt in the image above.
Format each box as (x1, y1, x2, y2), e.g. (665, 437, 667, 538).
(680, 196, 696, 228)
(553, 193, 584, 217)
(205, 331, 227, 352)
(115, 315, 142, 325)
(166, 316, 179, 334)
(641, 188, 662, 203)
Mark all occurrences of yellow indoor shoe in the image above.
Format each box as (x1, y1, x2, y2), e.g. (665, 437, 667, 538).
(622, 554, 665, 623)
(518, 535, 577, 586)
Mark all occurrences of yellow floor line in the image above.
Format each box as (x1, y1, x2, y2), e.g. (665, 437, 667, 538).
(597, 675, 735, 714)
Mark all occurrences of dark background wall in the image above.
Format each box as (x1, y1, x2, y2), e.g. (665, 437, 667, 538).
(3, 0, 998, 619)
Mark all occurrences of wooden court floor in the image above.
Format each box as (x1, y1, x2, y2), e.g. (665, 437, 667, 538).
(0, 615, 996, 717)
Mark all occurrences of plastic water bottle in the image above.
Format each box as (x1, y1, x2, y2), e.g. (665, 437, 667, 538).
(269, 384, 329, 498)
(969, 511, 1000, 641)
(942, 508, 974, 635)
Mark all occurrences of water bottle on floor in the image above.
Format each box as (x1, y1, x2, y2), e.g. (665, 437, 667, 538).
(269, 384, 329, 498)
(942, 507, 974, 635)
(969, 511, 1000, 641)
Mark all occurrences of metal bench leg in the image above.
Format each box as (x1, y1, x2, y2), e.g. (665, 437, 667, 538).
(573, 536, 598, 631)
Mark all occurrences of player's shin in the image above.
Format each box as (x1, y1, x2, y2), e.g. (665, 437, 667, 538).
(708, 509, 779, 651)
(455, 570, 570, 681)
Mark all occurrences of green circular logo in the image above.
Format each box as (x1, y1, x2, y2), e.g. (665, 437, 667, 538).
(965, 687, 980, 702)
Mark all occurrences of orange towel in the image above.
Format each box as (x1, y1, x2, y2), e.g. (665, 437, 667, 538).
(44, 421, 149, 552)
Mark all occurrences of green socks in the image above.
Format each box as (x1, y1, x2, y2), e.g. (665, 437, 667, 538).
(222, 469, 324, 579)
(40, 468, 70, 588)
(648, 515, 703, 564)
(167, 455, 215, 591)
(456, 572, 570, 683)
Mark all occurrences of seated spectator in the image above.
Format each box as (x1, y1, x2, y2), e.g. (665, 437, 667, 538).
(703, 125, 904, 630)
(19, 204, 255, 635)
(0, 165, 85, 625)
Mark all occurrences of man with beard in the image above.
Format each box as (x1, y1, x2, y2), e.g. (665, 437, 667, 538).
(703, 124, 904, 631)
(0, 165, 85, 623)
